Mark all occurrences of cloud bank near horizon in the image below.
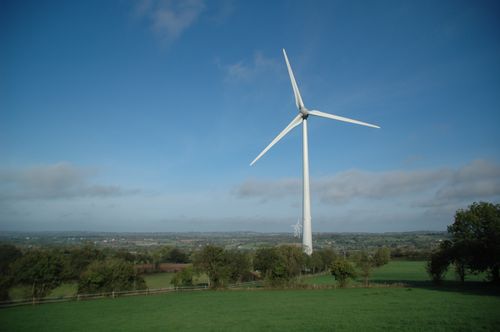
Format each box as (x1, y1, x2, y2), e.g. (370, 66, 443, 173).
(0, 162, 139, 201)
(0, 159, 498, 232)
(234, 159, 500, 208)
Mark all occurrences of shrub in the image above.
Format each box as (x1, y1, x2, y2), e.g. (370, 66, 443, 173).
(330, 259, 356, 288)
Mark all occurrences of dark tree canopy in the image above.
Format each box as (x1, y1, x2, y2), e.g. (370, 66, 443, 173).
(78, 258, 145, 294)
(373, 247, 391, 267)
(0, 244, 22, 275)
(193, 245, 231, 288)
(254, 245, 305, 286)
(10, 250, 64, 299)
(0, 244, 22, 300)
(428, 202, 500, 283)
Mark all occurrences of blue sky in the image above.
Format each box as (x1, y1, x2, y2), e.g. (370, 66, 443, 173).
(1, 0, 499, 232)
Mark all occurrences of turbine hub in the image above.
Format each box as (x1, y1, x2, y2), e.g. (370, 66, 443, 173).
(299, 107, 309, 118)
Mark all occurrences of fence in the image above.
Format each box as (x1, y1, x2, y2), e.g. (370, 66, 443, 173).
(0, 281, 263, 309)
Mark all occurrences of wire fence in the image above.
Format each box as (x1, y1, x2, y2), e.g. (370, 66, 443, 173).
(0, 281, 263, 309)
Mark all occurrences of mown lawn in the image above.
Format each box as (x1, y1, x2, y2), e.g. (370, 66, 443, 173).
(1, 287, 499, 331)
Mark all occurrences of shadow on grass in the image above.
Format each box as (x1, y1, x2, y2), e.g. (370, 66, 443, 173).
(372, 279, 500, 297)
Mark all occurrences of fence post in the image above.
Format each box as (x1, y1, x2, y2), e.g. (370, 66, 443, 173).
(77, 294, 81, 301)
(112, 291, 115, 299)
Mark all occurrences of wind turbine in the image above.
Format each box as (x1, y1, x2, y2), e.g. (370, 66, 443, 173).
(250, 49, 380, 255)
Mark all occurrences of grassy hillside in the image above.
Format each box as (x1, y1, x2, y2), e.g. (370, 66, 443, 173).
(1, 260, 498, 331)
(1, 287, 499, 331)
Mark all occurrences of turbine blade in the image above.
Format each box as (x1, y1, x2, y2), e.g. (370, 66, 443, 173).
(250, 114, 303, 166)
(283, 49, 304, 110)
(308, 110, 380, 129)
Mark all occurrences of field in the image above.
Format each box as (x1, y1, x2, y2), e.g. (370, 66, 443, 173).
(1, 287, 499, 331)
(1, 261, 499, 331)
(304, 260, 487, 285)
(8, 274, 176, 300)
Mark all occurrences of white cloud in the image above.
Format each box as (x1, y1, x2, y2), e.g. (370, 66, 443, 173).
(135, 0, 205, 43)
(234, 159, 500, 207)
(220, 51, 281, 82)
(0, 162, 139, 201)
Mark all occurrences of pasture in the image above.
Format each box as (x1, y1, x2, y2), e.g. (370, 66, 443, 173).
(1, 286, 499, 331)
(1, 260, 499, 331)
(304, 260, 487, 286)
(0, 261, 500, 331)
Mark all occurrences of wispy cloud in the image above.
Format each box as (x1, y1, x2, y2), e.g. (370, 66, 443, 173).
(219, 51, 281, 82)
(208, 0, 235, 24)
(234, 159, 500, 206)
(0, 162, 139, 201)
(135, 0, 206, 44)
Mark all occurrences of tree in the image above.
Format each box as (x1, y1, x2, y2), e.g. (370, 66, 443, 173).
(225, 250, 252, 283)
(354, 251, 375, 286)
(193, 245, 230, 288)
(113, 249, 136, 263)
(373, 247, 391, 267)
(10, 249, 64, 299)
(78, 258, 145, 294)
(308, 251, 324, 274)
(306, 248, 337, 274)
(276, 245, 305, 279)
(254, 247, 280, 277)
(447, 202, 500, 283)
(168, 248, 190, 263)
(60, 244, 105, 280)
(0, 244, 22, 275)
(254, 246, 305, 286)
(427, 241, 453, 284)
(331, 259, 356, 288)
(0, 244, 22, 300)
(171, 266, 195, 287)
(318, 248, 338, 271)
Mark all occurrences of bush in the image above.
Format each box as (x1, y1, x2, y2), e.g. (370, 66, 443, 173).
(331, 259, 356, 288)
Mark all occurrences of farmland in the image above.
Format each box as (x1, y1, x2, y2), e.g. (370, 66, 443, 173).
(1, 286, 499, 331)
(304, 260, 487, 286)
(1, 261, 499, 331)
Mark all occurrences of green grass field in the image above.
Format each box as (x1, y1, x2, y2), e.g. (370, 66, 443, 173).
(304, 260, 488, 286)
(2, 261, 498, 331)
(142, 272, 175, 289)
(1, 287, 499, 331)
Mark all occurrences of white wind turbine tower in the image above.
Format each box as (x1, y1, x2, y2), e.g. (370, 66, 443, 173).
(250, 49, 380, 255)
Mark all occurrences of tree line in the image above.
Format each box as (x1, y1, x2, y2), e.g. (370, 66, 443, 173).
(2, 201, 495, 301)
(0, 241, 391, 300)
(185, 245, 390, 288)
(0, 245, 189, 301)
